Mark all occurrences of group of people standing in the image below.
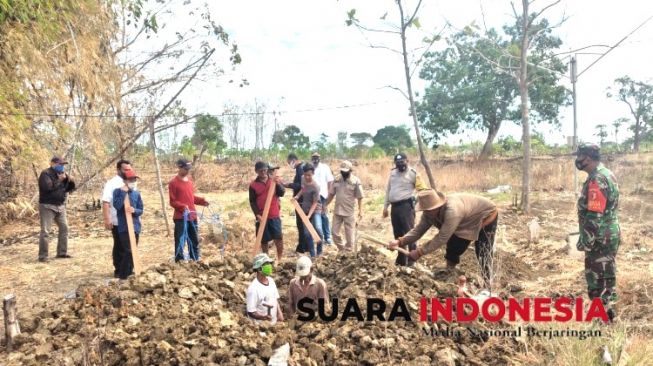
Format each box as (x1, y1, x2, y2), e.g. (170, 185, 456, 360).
(248, 152, 365, 260)
(36, 143, 620, 322)
(99, 158, 209, 279)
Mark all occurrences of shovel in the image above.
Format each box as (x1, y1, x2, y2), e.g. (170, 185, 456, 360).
(358, 233, 410, 255)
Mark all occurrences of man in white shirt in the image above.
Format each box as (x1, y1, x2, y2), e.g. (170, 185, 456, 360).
(101, 159, 132, 278)
(311, 152, 334, 244)
(246, 253, 284, 324)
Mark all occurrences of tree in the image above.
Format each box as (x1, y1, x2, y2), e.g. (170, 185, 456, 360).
(312, 133, 329, 151)
(607, 76, 653, 152)
(612, 117, 628, 145)
(337, 131, 348, 154)
(595, 124, 608, 147)
(271, 125, 310, 151)
(346, 1, 438, 188)
(249, 100, 267, 151)
(467, 0, 565, 213)
(223, 103, 245, 150)
(178, 136, 197, 157)
(417, 27, 568, 159)
(191, 114, 227, 162)
(373, 125, 413, 154)
(350, 132, 373, 148)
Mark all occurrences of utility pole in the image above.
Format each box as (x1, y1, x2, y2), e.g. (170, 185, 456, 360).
(570, 55, 578, 198)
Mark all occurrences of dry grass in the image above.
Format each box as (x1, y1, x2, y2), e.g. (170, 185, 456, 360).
(517, 321, 653, 366)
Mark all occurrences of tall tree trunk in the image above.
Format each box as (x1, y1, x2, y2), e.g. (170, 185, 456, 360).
(519, 0, 531, 214)
(398, 0, 436, 189)
(634, 119, 641, 152)
(479, 122, 501, 160)
(149, 120, 171, 237)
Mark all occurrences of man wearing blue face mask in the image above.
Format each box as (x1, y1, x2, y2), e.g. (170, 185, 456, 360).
(38, 156, 76, 262)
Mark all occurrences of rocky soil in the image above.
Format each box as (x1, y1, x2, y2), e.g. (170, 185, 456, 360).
(1, 245, 524, 365)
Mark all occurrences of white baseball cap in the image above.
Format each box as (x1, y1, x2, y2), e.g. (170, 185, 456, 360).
(296, 256, 312, 277)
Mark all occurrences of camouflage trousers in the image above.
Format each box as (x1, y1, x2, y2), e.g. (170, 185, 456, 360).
(584, 245, 618, 314)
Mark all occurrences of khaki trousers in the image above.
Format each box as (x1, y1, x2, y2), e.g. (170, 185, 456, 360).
(38, 204, 68, 259)
(332, 214, 355, 250)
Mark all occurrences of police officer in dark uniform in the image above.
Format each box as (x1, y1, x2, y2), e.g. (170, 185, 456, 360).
(382, 153, 427, 266)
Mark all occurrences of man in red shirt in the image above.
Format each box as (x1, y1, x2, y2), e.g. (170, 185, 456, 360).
(249, 161, 286, 260)
(168, 158, 209, 261)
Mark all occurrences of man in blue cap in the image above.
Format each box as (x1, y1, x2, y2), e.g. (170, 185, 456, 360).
(38, 156, 76, 262)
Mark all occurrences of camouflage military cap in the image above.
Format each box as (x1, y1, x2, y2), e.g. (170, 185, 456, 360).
(576, 143, 600, 160)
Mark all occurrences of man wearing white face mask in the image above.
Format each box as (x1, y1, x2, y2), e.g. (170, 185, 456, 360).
(112, 170, 144, 279)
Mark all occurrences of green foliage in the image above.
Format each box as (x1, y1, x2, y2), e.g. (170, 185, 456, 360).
(417, 24, 569, 158)
(607, 76, 653, 151)
(595, 124, 608, 147)
(336, 131, 348, 153)
(191, 114, 227, 160)
(349, 132, 373, 147)
(271, 125, 310, 151)
(372, 125, 413, 154)
(178, 136, 197, 157)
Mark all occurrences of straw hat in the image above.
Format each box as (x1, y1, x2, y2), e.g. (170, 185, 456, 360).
(415, 189, 447, 211)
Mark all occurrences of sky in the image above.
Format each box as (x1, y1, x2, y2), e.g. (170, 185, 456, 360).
(168, 0, 653, 149)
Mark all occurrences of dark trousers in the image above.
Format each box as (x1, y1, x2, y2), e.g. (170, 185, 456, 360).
(444, 216, 498, 287)
(295, 214, 308, 253)
(174, 219, 200, 261)
(320, 196, 331, 243)
(116, 232, 138, 279)
(111, 226, 121, 277)
(391, 200, 416, 266)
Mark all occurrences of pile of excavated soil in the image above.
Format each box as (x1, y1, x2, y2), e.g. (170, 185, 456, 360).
(1, 246, 524, 365)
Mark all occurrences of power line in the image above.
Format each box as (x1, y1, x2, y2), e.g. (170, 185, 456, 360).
(577, 14, 653, 78)
(0, 100, 398, 119)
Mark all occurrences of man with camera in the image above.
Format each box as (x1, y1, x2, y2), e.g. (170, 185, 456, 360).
(38, 156, 76, 262)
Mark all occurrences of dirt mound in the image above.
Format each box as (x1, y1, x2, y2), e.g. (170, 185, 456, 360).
(1, 247, 522, 365)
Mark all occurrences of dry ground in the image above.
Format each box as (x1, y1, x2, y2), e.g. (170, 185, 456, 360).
(1, 155, 653, 364)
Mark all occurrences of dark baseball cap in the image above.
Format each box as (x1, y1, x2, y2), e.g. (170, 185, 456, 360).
(254, 161, 268, 171)
(576, 143, 600, 160)
(51, 156, 68, 164)
(394, 153, 407, 162)
(176, 158, 192, 169)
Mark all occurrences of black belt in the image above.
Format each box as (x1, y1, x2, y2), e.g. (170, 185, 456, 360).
(391, 198, 413, 206)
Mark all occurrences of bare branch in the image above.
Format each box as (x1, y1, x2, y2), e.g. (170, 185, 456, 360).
(405, 0, 424, 30)
(153, 114, 200, 134)
(122, 53, 209, 97)
(77, 49, 215, 190)
(369, 44, 403, 54)
(409, 24, 448, 79)
(528, 0, 562, 27)
(354, 23, 400, 35)
(479, 0, 489, 33)
(381, 85, 409, 100)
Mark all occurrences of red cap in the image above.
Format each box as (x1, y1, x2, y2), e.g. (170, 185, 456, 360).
(124, 170, 139, 180)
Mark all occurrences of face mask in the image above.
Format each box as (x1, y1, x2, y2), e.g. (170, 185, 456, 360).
(53, 165, 65, 173)
(341, 171, 351, 180)
(396, 163, 407, 172)
(574, 157, 587, 171)
(127, 182, 138, 190)
(261, 263, 273, 276)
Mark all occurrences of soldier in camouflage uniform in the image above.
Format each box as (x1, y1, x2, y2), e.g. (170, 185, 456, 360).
(575, 144, 620, 321)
